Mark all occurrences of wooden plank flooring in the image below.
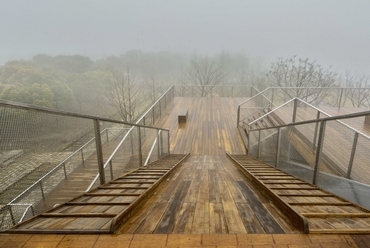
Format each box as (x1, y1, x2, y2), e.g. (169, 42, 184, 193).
(5, 154, 188, 234)
(118, 154, 295, 234)
(228, 154, 370, 234)
(155, 97, 247, 155)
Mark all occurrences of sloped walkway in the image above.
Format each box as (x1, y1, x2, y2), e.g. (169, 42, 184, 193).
(5, 154, 188, 234)
(228, 154, 370, 234)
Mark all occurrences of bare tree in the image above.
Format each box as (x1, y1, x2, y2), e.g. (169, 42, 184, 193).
(106, 68, 146, 123)
(344, 73, 370, 107)
(180, 56, 227, 97)
(266, 56, 338, 104)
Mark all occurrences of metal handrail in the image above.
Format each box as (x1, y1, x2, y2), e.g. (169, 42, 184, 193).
(85, 86, 174, 191)
(7, 127, 111, 205)
(0, 100, 169, 132)
(85, 127, 135, 192)
(248, 98, 370, 140)
(136, 85, 173, 125)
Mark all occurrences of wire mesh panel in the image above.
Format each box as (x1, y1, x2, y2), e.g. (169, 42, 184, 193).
(276, 126, 315, 183)
(349, 133, 370, 185)
(258, 128, 278, 166)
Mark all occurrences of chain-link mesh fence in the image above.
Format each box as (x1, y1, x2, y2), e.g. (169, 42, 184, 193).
(0, 86, 174, 231)
(248, 105, 370, 209)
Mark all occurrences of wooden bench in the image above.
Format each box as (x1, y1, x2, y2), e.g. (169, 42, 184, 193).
(178, 109, 188, 123)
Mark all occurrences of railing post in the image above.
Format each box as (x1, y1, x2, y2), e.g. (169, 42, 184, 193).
(167, 130, 170, 155)
(312, 111, 321, 149)
(63, 162, 67, 179)
(130, 130, 134, 155)
(81, 149, 85, 166)
(93, 119, 105, 185)
(152, 107, 155, 125)
(138, 127, 143, 167)
(237, 106, 241, 127)
(9, 205, 16, 225)
(39, 181, 45, 200)
(106, 128, 109, 143)
(338, 88, 344, 111)
(347, 132, 359, 179)
(312, 120, 326, 185)
(292, 98, 298, 123)
(275, 128, 281, 168)
(157, 130, 161, 158)
(271, 88, 274, 110)
(109, 160, 114, 180)
(257, 130, 261, 159)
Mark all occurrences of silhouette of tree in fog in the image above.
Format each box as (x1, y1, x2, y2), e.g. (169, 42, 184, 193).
(106, 68, 146, 123)
(180, 56, 227, 97)
(266, 56, 338, 104)
(344, 73, 370, 107)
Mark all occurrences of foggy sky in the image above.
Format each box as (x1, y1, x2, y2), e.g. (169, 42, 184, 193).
(1, 0, 369, 75)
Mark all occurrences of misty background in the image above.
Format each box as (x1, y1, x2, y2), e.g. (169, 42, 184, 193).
(0, 0, 369, 120)
(1, 0, 369, 74)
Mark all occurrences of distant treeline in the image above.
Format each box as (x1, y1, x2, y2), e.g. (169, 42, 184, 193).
(1, 52, 368, 120)
(0, 51, 267, 119)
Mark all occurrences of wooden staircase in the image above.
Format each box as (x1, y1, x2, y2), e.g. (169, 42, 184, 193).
(227, 154, 370, 234)
(4, 154, 189, 234)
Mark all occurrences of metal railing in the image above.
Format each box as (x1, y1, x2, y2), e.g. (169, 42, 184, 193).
(174, 84, 258, 98)
(237, 87, 370, 127)
(0, 87, 174, 230)
(247, 99, 370, 209)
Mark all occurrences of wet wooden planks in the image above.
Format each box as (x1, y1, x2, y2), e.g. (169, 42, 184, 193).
(228, 154, 370, 234)
(5, 154, 189, 234)
(119, 154, 295, 234)
(155, 97, 247, 155)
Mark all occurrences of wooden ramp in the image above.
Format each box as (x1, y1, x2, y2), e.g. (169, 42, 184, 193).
(5, 154, 189, 234)
(227, 154, 370, 234)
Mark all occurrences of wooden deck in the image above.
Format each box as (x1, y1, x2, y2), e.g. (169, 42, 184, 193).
(6, 154, 188, 234)
(155, 97, 247, 155)
(3, 96, 370, 246)
(228, 154, 370, 234)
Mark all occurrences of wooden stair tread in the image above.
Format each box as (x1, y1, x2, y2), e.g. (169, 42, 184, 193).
(6, 153, 189, 234)
(227, 154, 370, 234)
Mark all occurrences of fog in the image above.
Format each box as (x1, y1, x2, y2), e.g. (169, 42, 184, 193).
(1, 0, 369, 74)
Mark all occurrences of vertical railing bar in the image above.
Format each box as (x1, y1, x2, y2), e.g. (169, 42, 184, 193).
(81, 149, 85, 166)
(347, 132, 359, 179)
(106, 128, 109, 143)
(130, 130, 134, 155)
(275, 128, 281, 168)
(237, 106, 240, 127)
(312, 111, 321, 149)
(292, 98, 298, 123)
(138, 127, 143, 167)
(109, 160, 114, 180)
(93, 119, 105, 185)
(312, 120, 326, 185)
(9, 206, 16, 225)
(152, 107, 155, 125)
(338, 88, 344, 111)
(167, 130, 170, 155)
(257, 130, 261, 159)
(63, 162, 67, 179)
(40, 181, 45, 200)
(247, 128, 251, 154)
(157, 130, 161, 158)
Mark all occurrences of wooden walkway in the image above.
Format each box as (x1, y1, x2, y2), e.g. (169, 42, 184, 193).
(3, 96, 370, 246)
(155, 97, 247, 155)
(228, 154, 370, 234)
(5, 154, 188, 234)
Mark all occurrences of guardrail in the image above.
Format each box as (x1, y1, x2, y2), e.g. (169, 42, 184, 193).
(247, 99, 370, 209)
(0, 88, 173, 230)
(237, 87, 370, 127)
